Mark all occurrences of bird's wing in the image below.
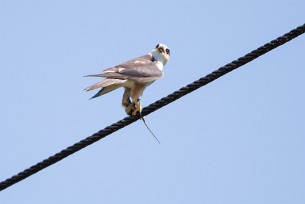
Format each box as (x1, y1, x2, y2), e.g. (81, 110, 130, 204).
(86, 54, 163, 83)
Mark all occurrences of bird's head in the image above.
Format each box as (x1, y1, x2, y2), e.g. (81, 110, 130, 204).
(151, 43, 170, 66)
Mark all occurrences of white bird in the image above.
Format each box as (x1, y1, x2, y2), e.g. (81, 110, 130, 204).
(84, 43, 170, 117)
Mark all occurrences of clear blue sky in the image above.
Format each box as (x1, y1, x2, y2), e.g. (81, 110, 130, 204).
(1, 0, 304, 203)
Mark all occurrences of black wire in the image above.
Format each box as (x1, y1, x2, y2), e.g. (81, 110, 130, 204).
(1, 23, 304, 191)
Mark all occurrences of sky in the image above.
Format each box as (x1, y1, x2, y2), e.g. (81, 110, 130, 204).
(1, 0, 305, 203)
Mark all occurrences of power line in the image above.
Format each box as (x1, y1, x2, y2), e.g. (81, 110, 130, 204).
(1, 23, 304, 191)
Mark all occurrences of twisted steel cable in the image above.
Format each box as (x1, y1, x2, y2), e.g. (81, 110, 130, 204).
(1, 23, 304, 191)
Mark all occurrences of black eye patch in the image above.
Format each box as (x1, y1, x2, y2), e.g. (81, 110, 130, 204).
(166, 48, 170, 55)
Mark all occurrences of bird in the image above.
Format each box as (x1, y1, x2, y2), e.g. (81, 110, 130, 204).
(84, 43, 170, 117)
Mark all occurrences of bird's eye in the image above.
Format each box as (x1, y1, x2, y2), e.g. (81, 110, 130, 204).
(166, 48, 170, 55)
(155, 44, 160, 48)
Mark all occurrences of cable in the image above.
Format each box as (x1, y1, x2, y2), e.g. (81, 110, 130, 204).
(1, 23, 304, 191)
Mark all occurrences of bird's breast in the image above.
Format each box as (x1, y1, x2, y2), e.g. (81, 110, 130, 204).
(123, 80, 155, 90)
(123, 80, 136, 89)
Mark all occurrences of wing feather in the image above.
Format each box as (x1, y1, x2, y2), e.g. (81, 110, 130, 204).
(85, 53, 163, 84)
(101, 54, 163, 83)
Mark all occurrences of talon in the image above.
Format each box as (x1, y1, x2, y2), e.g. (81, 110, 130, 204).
(131, 108, 140, 116)
(131, 99, 141, 116)
(125, 102, 136, 115)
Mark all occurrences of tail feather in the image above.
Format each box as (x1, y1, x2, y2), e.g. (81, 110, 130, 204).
(84, 79, 125, 91)
(90, 88, 106, 99)
(89, 84, 121, 99)
(84, 74, 105, 77)
(84, 81, 106, 91)
(85, 78, 126, 99)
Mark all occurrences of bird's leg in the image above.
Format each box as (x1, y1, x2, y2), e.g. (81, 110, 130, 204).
(137, 99, 144, 119)
(122, 89, 135, 115)
(129, 84, 146, 117)
(122, 89, 130, 108)
(125, 101, 136, 116)
(132, 98, 142, 116)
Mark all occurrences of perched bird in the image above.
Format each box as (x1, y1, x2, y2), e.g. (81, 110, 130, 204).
(84, 43, 170, 117)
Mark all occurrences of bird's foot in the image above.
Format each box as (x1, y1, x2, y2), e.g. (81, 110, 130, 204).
(131, 99, 142, 117)
(131, 107, 141, 116)
(125, 102, 136, 116)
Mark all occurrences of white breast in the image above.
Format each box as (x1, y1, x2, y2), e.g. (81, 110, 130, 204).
(155, 61, 164, 71)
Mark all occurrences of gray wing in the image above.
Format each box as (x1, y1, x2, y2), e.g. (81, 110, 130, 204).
(86, 54, 163, 83)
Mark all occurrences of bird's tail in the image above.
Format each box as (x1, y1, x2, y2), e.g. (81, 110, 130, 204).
(84, 78, 126, 99)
